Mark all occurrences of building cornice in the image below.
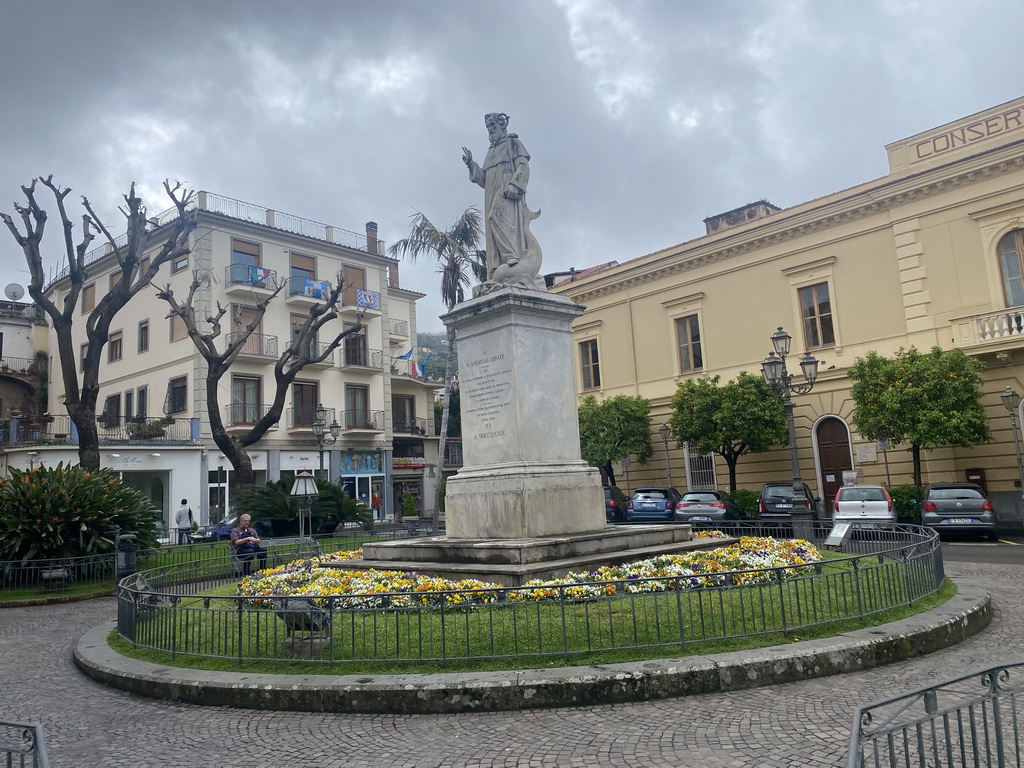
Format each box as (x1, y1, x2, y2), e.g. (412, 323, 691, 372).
(562, 140, 1024, 304)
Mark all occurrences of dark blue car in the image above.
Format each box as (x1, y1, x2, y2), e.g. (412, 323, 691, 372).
(193, 514, 272, 542)
(625, 487, 682, 522)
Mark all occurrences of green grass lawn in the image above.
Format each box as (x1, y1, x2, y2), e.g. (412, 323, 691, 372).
(111, 554, 952, 675)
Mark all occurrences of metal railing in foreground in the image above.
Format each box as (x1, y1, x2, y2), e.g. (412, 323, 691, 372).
(116, 524, 944, 665)
(848, 662, 1024, 768)
(0, 720, 50, 768)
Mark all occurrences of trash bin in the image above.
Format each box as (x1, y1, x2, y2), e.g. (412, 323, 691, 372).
(116, 533, 137, 578)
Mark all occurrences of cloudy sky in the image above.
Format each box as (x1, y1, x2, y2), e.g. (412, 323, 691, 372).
(1, 0, 1021, 332)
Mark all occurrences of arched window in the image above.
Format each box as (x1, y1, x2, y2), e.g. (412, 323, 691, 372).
(998, 230, 1024, 307)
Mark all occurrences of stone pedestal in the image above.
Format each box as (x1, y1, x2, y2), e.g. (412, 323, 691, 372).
(441, 288, 605, 538)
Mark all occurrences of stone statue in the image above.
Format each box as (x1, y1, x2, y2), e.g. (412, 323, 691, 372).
(462, 112, 546, 294)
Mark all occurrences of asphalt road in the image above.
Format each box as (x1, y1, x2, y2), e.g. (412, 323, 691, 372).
(940, 534, 1024, 564)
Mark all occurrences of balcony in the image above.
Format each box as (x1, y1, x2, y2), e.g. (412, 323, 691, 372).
(339, 409, 384, 433)
(286, 405, 336, 430)
(393, 415, 433, 437)
(293, 341, 336, 368)
(0, 356, 44, 377)
(223, 403, 279, 431)
(93, 416, 194, 444)
(225, 332, 279, 360)
(285, 276, 331, 307)
(224, 264, 278, 297)
(341, 345, 384, 372)
(389, 318, 409, 343)
(340, 288, 381, 318)
(949, 308, 1024, 355)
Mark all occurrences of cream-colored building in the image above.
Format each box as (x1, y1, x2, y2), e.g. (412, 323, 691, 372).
(6, 192, 440, 531)
(553, 97, 1024, 530)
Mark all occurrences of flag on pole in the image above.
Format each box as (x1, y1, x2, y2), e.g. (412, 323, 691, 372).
(396, 348, 413, 360)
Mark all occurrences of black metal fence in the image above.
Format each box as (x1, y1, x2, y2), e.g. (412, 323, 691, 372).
(0, 720, 50, 768)
(115, 523, 944, 665)
(849, 662, 1024, 767)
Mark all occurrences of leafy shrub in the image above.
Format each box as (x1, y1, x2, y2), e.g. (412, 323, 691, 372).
(728, 488, 760, 520)
(887, 484, 924, 521)
(236, 477, 370, 535)
(0, 463, 161, 561)
(402, 492, 418, 517)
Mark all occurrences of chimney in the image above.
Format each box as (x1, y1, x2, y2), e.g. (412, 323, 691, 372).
(365, 221, 379, 255)
(389, 264, 400, 289)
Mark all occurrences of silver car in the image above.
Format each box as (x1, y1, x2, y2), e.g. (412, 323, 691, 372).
(832, 485, 895, 529)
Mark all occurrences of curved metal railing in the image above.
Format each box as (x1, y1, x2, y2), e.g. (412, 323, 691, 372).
(115, 523, 944, 665)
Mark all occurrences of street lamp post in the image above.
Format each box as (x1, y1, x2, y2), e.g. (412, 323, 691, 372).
(289, 470, 319, 547)
(659, 422, 672, 487)
(761, 327, 819, 493)
(309, 403, 341, 475)
(1001, 386, 1024, 500)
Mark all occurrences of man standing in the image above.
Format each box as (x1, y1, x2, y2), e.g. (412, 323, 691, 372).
(230, 514, 268, 575)
(174, 499, 194, 545)
(462, 112, 545, 292)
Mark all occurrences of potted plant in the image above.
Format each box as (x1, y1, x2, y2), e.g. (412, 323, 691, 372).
(401, 493, 419, 529)
(127, 421, 166, 440)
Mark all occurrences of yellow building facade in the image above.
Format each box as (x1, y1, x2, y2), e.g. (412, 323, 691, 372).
(552, 97, 1024, 530)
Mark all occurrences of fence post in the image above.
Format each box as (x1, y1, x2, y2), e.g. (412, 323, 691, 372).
(776, 568, 788, 636)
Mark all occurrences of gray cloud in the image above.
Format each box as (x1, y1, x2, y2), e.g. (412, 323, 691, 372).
(1, 0, 1020, 328)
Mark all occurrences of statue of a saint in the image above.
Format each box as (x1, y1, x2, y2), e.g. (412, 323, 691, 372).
(462, 112, 545, 293)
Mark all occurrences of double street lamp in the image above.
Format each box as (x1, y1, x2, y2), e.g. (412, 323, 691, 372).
(761, 327, 819, 489)
(1000, 386, 1024, 500)
(309, 403, 341, 474)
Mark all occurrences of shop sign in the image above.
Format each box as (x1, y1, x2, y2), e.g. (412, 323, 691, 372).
(341, 451, 382, 475)
(392, 457, 426, 469)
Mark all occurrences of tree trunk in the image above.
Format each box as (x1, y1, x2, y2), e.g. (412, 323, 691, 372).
(725, 453, 739, 493)
(434, 325, 457, 534)
(912, 444, 922, 487)
(603, 462, 617, 488)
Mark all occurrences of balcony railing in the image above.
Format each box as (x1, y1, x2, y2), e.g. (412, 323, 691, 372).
(224, 263, 277, 289)
(225, 332, 279, 358)
(393, 415, 432, 436)
(96, 416, 193, 442)
(224, 403, 276, 427)
(286, 406, 337, 429)
(0, 356, 44, 376)
(342, 287, 381, 311)
(951, 307, 1024, 347)
(342, 346, 384, 369)
(389, 318, 409, 337)
(287, 276, 331, 300)
(340, 409, 384, 430)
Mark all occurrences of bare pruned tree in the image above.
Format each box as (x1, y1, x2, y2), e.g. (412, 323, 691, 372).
(1, 177, 196, 470)
(157, 273, 364, 486)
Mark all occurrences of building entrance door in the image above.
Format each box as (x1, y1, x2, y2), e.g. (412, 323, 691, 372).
(816, 416, 853, 516)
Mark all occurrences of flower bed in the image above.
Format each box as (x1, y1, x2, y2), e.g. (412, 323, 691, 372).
(236, 536, 821, 609)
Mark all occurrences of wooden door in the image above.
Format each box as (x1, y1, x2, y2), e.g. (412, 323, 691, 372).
(816, 417, 853, 517)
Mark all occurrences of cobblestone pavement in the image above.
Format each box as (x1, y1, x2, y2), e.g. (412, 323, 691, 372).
(0, 561, 1015, 768)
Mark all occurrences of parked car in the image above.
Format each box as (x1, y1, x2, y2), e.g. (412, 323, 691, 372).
(604, 486, 629, 523)
(832, 485, 895, 530)
(921, 482, 998, 540)
(674, 490, 732, 523)
(756, 481, 816, 523)
(625, 487, 682, 522)
(194, 513, 273, 542)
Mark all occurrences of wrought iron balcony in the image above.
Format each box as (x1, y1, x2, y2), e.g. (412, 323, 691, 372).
(287, 405, 336, 429)
(286, 276, 331, 303)
(224, 403, 278, 428)
(393, 415, 432, 436)
(340, 287, 381, 316)
(341, 345, 384, 369)
(292, 340, 335, 368)
(224, 263, 277, 291)
(225, 332, 279, 359)
(339, 409, 384, 431)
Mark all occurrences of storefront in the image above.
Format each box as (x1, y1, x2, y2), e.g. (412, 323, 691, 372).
(392, 455, 426, 519)
(340, 450, 386, 521)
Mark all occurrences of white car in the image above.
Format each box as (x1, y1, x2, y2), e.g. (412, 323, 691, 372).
(832, 485, 895, 529)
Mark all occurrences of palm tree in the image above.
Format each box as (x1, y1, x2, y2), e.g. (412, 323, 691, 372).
(389, 207, 483, 532)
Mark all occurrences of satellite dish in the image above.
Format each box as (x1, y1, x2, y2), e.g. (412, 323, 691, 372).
(4, 284, 25, 301)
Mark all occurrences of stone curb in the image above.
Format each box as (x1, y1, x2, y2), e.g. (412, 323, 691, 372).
(73, 577, 990, 714)
(0, 589, 113, 609)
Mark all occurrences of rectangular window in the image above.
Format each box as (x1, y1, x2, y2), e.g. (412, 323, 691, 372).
(675, 315, 703, 372)
(108, 331, 123, 362)
(343, 322, 367, 366)
(140, 257, 151, 278)
(100, 394, 121, 428)
(171, 253, 189, 273)
(292, 381, 318, 427)
(166, 376, 187, 414)
(393, 395, 416, 433)
(137, 386, 148, 418)
(290, 252, 316, 281)
(346, 385, 370, 427)
(232, 239, 266, 287)
(799, 282, 835, 349)
(342, 264, 366, 305)
(82, 284, 96, 314)
(124, 391, 133, 422)
(138, 320, 149, 353)
(170, 313, 188, 342)
(291, 313, 316, 358)
(580, 339, 601, 390)
(110, 272, 123, 292)
(80, 342, 89, 372)
(231, 375, 262, 424)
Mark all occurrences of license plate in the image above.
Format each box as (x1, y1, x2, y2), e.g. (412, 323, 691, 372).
(853, 523, 878, 529)
(690, 516, 711, 521)
(775, 503, 793, 509)
(947, 518, 974, 524)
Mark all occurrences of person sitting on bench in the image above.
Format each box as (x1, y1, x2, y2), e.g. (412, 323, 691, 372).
(230, 514, 268, 575)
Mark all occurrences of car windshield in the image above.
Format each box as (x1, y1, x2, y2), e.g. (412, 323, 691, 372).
(840, 488, 886, 501)
(634, 490, 669, 499)
(218, 514, 238, 525)
(683, 493, 719, 502)
(930, 488, 984, 500)
(764, 486, 800, 500)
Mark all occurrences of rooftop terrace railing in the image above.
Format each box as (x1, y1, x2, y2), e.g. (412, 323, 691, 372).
(115, 522, 944, 665)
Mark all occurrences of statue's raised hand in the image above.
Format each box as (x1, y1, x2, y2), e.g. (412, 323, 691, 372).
(462, 147, 473, 166)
